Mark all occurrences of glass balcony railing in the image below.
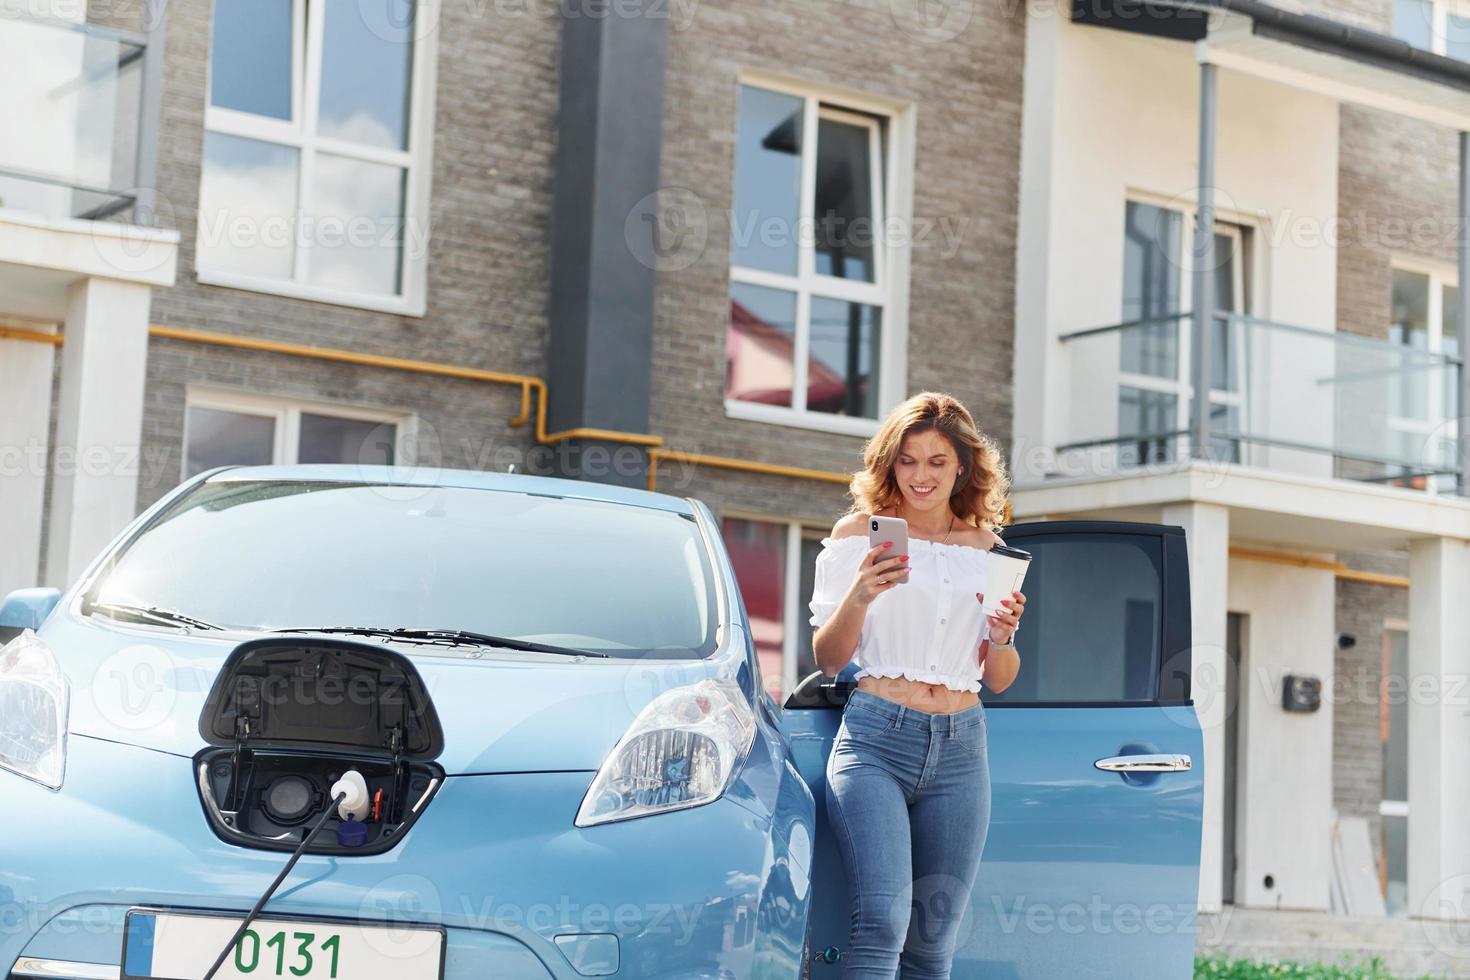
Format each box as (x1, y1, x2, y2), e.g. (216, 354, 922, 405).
(0, 12, 156, 223)
(1057, 312, 1465, 495)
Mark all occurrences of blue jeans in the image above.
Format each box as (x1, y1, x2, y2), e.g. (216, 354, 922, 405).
(823, 688, 991, 980)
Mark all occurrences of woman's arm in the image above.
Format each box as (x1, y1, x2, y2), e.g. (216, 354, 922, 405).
(813, 589, 870, 678)
(812, 519, 908, 678)
(978, 638, 1021, 693)
(977, 589, 1026, 693)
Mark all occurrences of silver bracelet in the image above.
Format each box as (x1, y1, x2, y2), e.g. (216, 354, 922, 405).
(986, 635, 1016, 651)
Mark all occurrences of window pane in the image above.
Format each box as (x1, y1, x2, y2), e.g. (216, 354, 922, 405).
(1443, 284, 1460, 422)
(1383, 813, 1408, 917)
(299, 413, 395, 465)
(1208, 399, 1241, 464)
(1382, 629, 1409, 803)
(1122, 201, 1182, 379)
(185, 406, 275, 478)
(722, 516, 787, 702)
(1119, 386, 1177, 466)
(807, 296, 881, 418)
(317, 0, 415, 149)
(1390, 269, 1430, 419)
(1209, 230, 1245, 392)
(982, 533, 1163, 703)
(209, 0, 293, 120)
(731, 85, 803, 276)
(1393, 0, 1435, 48)
(306, 153, 406, 294)
(1449, 12, 1470, 59)
(727, 282, 798, 407)
(814, 116, 877, 282)
(197, 132, 299, 278)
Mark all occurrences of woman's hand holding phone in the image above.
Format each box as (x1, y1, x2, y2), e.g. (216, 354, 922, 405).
(846, 540, 910, 607)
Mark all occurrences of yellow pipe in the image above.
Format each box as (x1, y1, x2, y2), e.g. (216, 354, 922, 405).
(1229, 546, 1409, 588)
(0, 325, 62, 346)
(647, 449, 852, 492)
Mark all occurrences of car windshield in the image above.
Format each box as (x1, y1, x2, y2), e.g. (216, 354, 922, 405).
(83, 480, 719, 660)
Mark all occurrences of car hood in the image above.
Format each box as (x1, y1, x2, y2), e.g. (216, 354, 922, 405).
(44, 613, 739, 774)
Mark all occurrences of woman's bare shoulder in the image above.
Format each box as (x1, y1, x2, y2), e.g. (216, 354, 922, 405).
(831, 512, 870, 541)
(955, 523, 1003, 551)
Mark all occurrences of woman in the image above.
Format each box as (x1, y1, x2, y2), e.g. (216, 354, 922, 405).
(808, 391, 1025, 980)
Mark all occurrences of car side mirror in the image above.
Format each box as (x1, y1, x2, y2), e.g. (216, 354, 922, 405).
(0, 587, 63, 631)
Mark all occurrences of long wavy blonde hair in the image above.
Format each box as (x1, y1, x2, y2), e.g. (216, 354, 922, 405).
(846, 391, 1012, 533)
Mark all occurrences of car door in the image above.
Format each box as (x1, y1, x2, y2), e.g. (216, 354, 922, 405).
(779, 520, 1204, 979)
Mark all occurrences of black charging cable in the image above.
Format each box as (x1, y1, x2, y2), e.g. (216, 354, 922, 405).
(201, 790, 346, 980)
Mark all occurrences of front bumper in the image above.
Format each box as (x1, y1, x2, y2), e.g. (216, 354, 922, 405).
(3, 734, 809, 979)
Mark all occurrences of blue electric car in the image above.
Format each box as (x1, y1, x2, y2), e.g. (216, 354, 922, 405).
(0, 465, 1204, 979)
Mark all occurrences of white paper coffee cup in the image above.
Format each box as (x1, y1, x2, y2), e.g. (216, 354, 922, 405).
(980, 542, 1032, 619)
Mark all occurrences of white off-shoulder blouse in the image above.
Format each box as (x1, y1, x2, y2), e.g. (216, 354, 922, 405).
(807, 533, 1017, 693)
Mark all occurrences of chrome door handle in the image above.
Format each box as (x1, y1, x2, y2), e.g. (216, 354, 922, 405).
(1094, 753, 1192, 772)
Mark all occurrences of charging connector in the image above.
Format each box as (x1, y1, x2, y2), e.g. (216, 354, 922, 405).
(330, 769, 370, 820)
(201, 789, 347, 980)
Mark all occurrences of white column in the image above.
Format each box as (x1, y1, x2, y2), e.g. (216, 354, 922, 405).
(43, 277, 152, 590)
(0, 324, 58, 596)
(1406, 535, 1470, 920)
(1226, 557, 1335, 910)
(1163, 500, 1230, 914)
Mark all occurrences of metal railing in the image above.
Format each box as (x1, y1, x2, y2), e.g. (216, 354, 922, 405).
(1057, 312, 1465, 495)
(0, 9, 163, 225)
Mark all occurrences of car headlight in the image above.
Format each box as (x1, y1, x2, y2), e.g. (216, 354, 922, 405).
(0, 629, 69, 789)
(575, 677, 756, 827)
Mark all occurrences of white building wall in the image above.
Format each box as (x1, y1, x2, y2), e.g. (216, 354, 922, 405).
(1014, 10, 1341, 482)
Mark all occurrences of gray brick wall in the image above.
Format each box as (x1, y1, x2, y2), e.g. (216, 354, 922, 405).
(87, 0, 562, 519)
(1338, 107, 1461, 341)
(1331, 551, 1410, 876)
(649, 0, 1025, 531)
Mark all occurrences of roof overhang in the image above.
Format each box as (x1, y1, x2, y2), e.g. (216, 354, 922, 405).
(1072, 0, 1470, 129)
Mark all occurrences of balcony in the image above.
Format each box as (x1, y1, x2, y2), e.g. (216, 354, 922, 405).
(0, 10, 159, 225)
(1054, 312, 1465, 498)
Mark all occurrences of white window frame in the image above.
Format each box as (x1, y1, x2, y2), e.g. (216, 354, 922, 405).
(1387, 257, 1461, 496)
(726, 69, 915, 439)
(196, 0, 439, 316)
(1379, 619, 1410, 916)
(1119, 192, 1255, 459)
(182, 385, 418, 481)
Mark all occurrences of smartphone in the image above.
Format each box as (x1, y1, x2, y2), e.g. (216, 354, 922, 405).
(868, 515, 910, 583)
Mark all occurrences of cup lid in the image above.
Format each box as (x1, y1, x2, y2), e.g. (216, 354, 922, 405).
(989, 542, 1032, 561)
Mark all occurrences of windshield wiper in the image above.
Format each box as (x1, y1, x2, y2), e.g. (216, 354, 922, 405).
(89, 601, 224, 631)
(268, 626, 609, 658)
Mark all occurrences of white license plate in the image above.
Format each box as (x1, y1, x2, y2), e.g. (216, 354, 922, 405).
(122, 908, 445, 980)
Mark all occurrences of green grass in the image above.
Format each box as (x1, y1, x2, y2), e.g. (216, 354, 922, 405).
(1194, 953, 1438, 979)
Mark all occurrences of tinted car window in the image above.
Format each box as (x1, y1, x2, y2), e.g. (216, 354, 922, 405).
(85, 480, 717, 659)
(984, 532, 1163, 703)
